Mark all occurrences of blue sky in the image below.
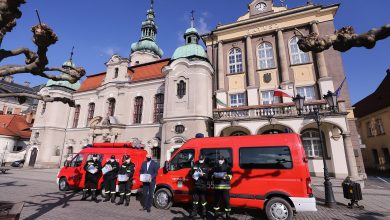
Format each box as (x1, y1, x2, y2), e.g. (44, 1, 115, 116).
(3, 0, 389, 104)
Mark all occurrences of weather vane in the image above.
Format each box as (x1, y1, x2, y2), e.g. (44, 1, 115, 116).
(280, 0, 286, 7)
(151, 0, 154, 8)
(35, 9, 42, 26)
(191, 10, 195, 28)
(69, 46, 75, 62)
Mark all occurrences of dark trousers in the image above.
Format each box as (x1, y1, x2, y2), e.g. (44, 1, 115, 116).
(192, 187, 207, 215)
(118, 181, 132, 196)
(213, 189, 231, 213)
(103, 177, 116, 194)
(142, 182, 156, 209)
(84, 174, 98, 190)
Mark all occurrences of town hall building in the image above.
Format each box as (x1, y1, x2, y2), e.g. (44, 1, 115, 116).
(25, 0, 366, 180)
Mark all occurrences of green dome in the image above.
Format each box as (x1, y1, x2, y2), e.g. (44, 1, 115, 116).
(131, 39, 164, 57)
(185, 27, 198, 35)
(172, 44, 207, 60)
(46, 76, 81, 91)
(62, 60, 76, 68)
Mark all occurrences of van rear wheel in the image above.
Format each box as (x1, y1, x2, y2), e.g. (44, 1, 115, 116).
(154, 188, 173, 210)
(58, 178, 69, 191)
(265, 197, 293, 220)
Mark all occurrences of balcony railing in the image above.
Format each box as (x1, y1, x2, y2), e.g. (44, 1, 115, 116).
(213, 100, 346, 121)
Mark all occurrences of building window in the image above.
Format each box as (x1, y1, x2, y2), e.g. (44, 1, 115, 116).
(175, 125, 185, 134)
(261, 91, 281, 105)
(301, 130, 326, 158)
(372, 149, 379, 164)
(382, 148, 390, 164)
(72, 105, 81, 128)
(87, 103, 95, 124)
(239, 147, 292, 169)
(366, 121, 375, 137)
(289, 36, 310, 65)
(375, 118, 385, 135)
(6, 107, 13, 115)
(230, 93, 246, 107)
(153, 94, 164, 123)
(297, 86, 316, 100)
(133, 96, 143, 124)
(258, 42, 275, 69)
(114, 68, 119, 78)
(107, 98, 116, 117)
(177, 80, 186, 98)
(13, 146, 24, 152)
(228, 48, 243, 74)
(230, 131, 248, 136)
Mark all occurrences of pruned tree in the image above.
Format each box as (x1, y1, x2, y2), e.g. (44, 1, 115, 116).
(297, 24, 390, 53)
(0, 0, 85, 106)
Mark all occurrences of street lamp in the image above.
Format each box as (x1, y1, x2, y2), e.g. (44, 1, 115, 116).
(294, 91, 337, 208)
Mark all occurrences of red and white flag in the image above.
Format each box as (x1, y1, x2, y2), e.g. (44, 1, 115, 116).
(273, 89, 292, 98)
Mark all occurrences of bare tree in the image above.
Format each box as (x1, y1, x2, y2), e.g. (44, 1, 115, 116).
(297, 24, 390, 53)
(0, 0, 85, 106)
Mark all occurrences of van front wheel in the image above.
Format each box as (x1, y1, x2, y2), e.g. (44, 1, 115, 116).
(265, 197, 293, 220)
(154, 188, 173, 210)
(58, 178, 69, 191)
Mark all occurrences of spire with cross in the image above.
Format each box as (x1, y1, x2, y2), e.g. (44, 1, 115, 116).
(150, 0, 154, 9)
(191, 10, 195, 28)
(69, 46, 75, 62)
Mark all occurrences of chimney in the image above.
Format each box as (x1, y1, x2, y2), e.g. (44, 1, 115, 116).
(4, 76, 14, 83)
(24, 81, 31, 87)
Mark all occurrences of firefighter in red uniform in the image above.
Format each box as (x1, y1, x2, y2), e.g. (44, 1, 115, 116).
(211, 155, 233, 219)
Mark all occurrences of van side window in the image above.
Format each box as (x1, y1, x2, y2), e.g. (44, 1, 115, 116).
(86, 154, 103, 162)
(200, 148, 233, 167)
(170, 149, 195, 171)
(239, 147, 292, 169)
(70, 154, 84, 167)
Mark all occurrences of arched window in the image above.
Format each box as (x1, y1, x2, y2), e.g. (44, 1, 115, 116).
(153, 94, 164, 123)
(107, 98, 116, 117)
(230, 131, 248, 136)
(72, 105, 81, 128)
(177, 80, 186, 98)
(228, 48, 243, 74)
(175, 125, 185, 134)
(133, 96, 143, 124)
(87, 103, 95, 124)
(258, 42, 275, 69)
(301, 130, 327, 158)
(289, 36, 310, 65)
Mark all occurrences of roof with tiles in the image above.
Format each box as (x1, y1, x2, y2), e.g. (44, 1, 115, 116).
(77, 59, 170, 93)
(0, 115, 32, 139)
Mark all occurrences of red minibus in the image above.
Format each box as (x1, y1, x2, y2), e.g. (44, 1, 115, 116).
(154, 134, 316, 220)
(57, 143, 147, 196)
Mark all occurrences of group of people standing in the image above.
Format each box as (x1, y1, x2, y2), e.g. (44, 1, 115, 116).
(81, 153, 159, 212)
(189, 155, 232, 219)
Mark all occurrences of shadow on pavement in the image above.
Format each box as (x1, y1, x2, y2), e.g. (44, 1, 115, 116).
(345, 212, 386, 220)
(0, 181, 27, 188)
(23, 191, 78, 220)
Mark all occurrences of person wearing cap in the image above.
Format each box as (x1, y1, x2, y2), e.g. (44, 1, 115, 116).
(189, 155, 209, 219)
(116, 155, 135, 206)
(211, 155, 233, 219)
(140, 153, 159, 213)
(82, 154, 102, 202)
(102, 155, 120, 203)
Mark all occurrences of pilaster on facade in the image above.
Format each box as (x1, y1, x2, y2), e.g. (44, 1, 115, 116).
(245, 35, 257, 87)
(217, 41, 225, 91)
(342, 132, 360, 179)
(276, 29, 290, 84)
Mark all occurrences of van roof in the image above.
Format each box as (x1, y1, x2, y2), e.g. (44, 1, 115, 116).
(185, 133, 301, 147)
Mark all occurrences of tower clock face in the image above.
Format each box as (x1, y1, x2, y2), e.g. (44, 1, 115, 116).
(255, 2, 267, 11)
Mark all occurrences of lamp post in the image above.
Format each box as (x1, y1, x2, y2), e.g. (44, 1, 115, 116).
(293, 91, 337, 208)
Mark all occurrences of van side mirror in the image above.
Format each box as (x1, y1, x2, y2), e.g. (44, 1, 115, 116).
(164, 161, 170, 173)
(64, 160, 70, 167)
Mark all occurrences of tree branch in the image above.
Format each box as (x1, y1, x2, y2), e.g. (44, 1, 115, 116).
(0, 92, 75, 107)
(298, 24, 390, 53)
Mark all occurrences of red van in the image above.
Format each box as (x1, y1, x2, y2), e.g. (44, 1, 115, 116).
(153, 134, 316, 220)
(57, 143, 147, 196)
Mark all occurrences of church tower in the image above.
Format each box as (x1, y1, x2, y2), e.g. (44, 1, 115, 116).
(130, 0, 164, 66)
(160, 13, 213, 161)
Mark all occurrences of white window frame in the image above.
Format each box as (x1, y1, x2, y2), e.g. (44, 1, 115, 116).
(261, 90, 280, 105)
(297, 86, 316, 100)
(302, 130, 323, 158)
(230, 93, 246, 107)
(228, 48, 243, 74)
(375, 118, 385, 135)
(289, 36, 310, 65)
(258, 42, 275, 69)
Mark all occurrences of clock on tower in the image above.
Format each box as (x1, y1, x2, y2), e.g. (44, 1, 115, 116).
(249, 0, 273, 16)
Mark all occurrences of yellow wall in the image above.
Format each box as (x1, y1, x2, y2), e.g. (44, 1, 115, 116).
(228, 73, 246, 93)
(292, 64, 315, 86)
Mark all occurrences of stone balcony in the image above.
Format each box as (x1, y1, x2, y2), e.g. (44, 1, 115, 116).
(213, 100, 347, 121)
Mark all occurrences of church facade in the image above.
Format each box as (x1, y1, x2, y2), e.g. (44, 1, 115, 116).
(25, 0, 366, 179)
